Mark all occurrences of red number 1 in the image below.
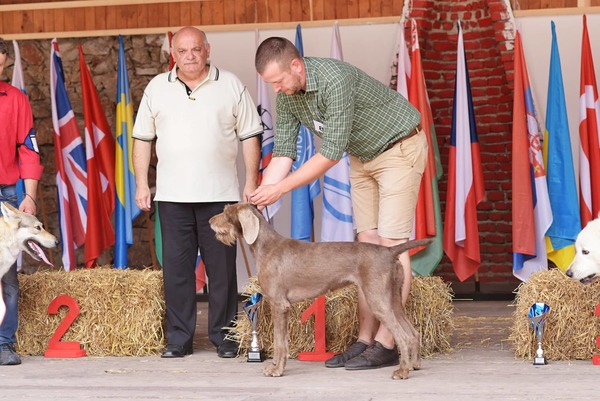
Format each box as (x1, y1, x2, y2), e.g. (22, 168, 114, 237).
(44, 295, 87, 358)
(298, 296, 335, 361)
(593, 302, 600, 366)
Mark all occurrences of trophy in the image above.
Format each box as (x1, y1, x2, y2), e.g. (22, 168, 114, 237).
(528, 302, 551, 365)
(243, 292, 264, 363)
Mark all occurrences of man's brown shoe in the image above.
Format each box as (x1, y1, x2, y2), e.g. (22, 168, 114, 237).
(344, 341, 399, 370)
(324, 340, 370, 368)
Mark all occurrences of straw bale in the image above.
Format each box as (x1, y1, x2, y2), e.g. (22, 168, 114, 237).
(16, 267, 165, 356)
(229, 276, 454, 358)
(509, 269, 600, 360)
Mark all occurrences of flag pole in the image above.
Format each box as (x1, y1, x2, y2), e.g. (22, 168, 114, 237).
(239, 241, 252, 278)
(38, 186, 55, 270)
(144, 211, 159, 269)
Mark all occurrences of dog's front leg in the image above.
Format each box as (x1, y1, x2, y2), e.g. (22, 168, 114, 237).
(263, 302, 289, 377)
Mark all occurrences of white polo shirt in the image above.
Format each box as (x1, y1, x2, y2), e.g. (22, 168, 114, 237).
(133, 64, 263, 202)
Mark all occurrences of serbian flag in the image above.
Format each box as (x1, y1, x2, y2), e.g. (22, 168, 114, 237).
(408, 19, 444, 276)
(291, 24, 321, 242)
(443, 22, 485, 282)
(320, 22, 354, 243)
(511, 30, 553, 281)
(115, 36, 141, 269)
(579, 15, 600, 228)
(79, 45, 116, 268)
(543, 22, 581, 271)
(255, 30, 282, 220)
(50, 39, 88, 271)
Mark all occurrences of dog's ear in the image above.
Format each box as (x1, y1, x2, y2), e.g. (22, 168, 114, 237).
(238, 207, 260, 244)
(1, 202, 21, 223)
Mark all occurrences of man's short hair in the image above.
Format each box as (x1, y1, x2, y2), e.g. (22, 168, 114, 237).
(0, 37, 9, 56)
(255, 37, 300, 74)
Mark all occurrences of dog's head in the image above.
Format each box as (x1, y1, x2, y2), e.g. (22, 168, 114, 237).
(566, 218, 600, 284)
(1, 202, 58, 266)
(209, 203, 260, 246)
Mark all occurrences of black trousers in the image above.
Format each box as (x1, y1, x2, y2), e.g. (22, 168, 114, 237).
(158, 201, 238, 348)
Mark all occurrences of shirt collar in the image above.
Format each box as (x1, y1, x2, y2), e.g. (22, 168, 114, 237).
(167, 63, 219, 83)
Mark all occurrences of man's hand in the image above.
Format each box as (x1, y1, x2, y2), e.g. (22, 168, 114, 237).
(135, 185, 152, 212)
(250, 184, 284, 207)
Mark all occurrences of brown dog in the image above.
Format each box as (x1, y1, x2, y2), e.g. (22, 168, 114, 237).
(209, 203, 430, 380)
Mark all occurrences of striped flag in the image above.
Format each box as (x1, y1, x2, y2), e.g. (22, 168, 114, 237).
(443, 22, 485, 282)
(579, 15, 600, 228)
(161, 31, 175, 70)
(395, 21, 411, 100)
(320, 22, 354, 243)
(11, 40, 27, 271)
(407, 19, 444, 276)
(543, 22, 581, 271)
(115, 35, 141, 269)
(255, 30, 282, 220)
(50, 39, 88, 271)
(511, 30, 553, 281)
(79, 45, 116, 268)
(291, 24, 321, 242)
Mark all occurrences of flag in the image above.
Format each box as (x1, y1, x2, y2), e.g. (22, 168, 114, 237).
(395, 21, 411, 100)
(50, 39, 88, 271)
(442, 22, 485, 282)
(320, 22, 354, 243)
(579, 15, 600, 228)
(161, 32, 175, 70)
(291, 24, 321, 242)
(255, 30, 282, 220)
(79, 45, 116, 268)
(543, 22, 581, 271)
(11, 40, 27, 271)
(511, 30, 553, 281)
(407, 19, 444, 276)
(115, 35, 141, 269)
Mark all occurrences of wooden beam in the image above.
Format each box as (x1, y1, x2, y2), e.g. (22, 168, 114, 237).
(514, 5, 600, 16)
(0, 0, 210, 13)
(0, 16, 401, 40)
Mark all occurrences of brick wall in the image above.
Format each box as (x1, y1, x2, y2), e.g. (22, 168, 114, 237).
(404, 0, 517, 288)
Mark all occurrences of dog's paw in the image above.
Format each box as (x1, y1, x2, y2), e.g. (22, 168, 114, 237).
(263, 363, 284, 377)
(392, 367, 410, 380)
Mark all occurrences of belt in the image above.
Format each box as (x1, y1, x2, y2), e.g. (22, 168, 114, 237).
(385, 124, 422, 151)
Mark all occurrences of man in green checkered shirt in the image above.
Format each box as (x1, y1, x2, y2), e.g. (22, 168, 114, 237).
(251, 36, 428, 371)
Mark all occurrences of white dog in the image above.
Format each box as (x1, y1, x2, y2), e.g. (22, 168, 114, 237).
(566, 218, 600, 284)
(0, 202, 58, 324)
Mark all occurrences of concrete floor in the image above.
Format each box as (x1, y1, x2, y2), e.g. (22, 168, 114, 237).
(1, 301, 597, 400)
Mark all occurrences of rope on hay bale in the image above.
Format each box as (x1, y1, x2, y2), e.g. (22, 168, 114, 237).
(229, 275, 454, 358)
(509, 269, 600, 360)
(17, 266, 166, 356)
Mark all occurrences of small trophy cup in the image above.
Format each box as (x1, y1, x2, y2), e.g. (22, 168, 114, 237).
(528, 302, 551, 365)
(243, 292, 264, 363)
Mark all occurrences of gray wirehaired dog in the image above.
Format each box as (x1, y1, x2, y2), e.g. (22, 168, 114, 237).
(209, 203, 430, 380)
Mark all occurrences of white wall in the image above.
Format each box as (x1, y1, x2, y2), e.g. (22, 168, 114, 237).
(516, 13, 600, 182)
(200, 22, 401, 290)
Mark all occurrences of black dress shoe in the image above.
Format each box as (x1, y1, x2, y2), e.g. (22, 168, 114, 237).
(161, 344, 192, 358)
(217, 340, 239, 358)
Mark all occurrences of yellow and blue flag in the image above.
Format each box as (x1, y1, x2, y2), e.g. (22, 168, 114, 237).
(543, 22, 581, 271)
(115, 35, 141, 269)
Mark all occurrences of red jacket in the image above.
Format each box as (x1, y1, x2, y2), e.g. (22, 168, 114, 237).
(0, 81, 43, 185)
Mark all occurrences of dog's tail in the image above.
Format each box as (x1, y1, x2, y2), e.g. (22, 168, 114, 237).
(389, 238, 434, 258)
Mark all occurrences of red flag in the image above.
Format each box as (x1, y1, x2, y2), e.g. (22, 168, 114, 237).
(443, 22, 485, 282)
(195, 254, 207, 293)
(579, 15, 600, 227)
(79, 45, 116, 268)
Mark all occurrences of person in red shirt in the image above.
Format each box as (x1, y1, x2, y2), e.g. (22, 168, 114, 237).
(0, 37, 44, 366)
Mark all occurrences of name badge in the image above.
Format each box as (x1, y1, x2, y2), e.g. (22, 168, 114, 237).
(313, 120, 324, 134)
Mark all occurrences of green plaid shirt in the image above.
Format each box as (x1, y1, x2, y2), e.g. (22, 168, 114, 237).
(273, 57, 421, 162)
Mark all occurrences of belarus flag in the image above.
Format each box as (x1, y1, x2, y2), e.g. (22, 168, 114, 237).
(443, 22, 485, 282)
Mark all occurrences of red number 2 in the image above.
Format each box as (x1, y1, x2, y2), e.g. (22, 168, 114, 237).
(593, 303, 600, 366)
(44, 295, 87, 358)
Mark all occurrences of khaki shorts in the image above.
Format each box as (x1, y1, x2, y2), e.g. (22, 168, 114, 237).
(349, 129, 428, 239)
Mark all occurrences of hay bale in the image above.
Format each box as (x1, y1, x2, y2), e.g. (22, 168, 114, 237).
(229, 276, 454, 358)
(17, 267, 165, 356)
(509, 269, 600, 360)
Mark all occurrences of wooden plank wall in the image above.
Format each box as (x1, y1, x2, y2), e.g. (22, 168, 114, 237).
(0, 0, 405, 36)
(1, 0, 599, 37)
